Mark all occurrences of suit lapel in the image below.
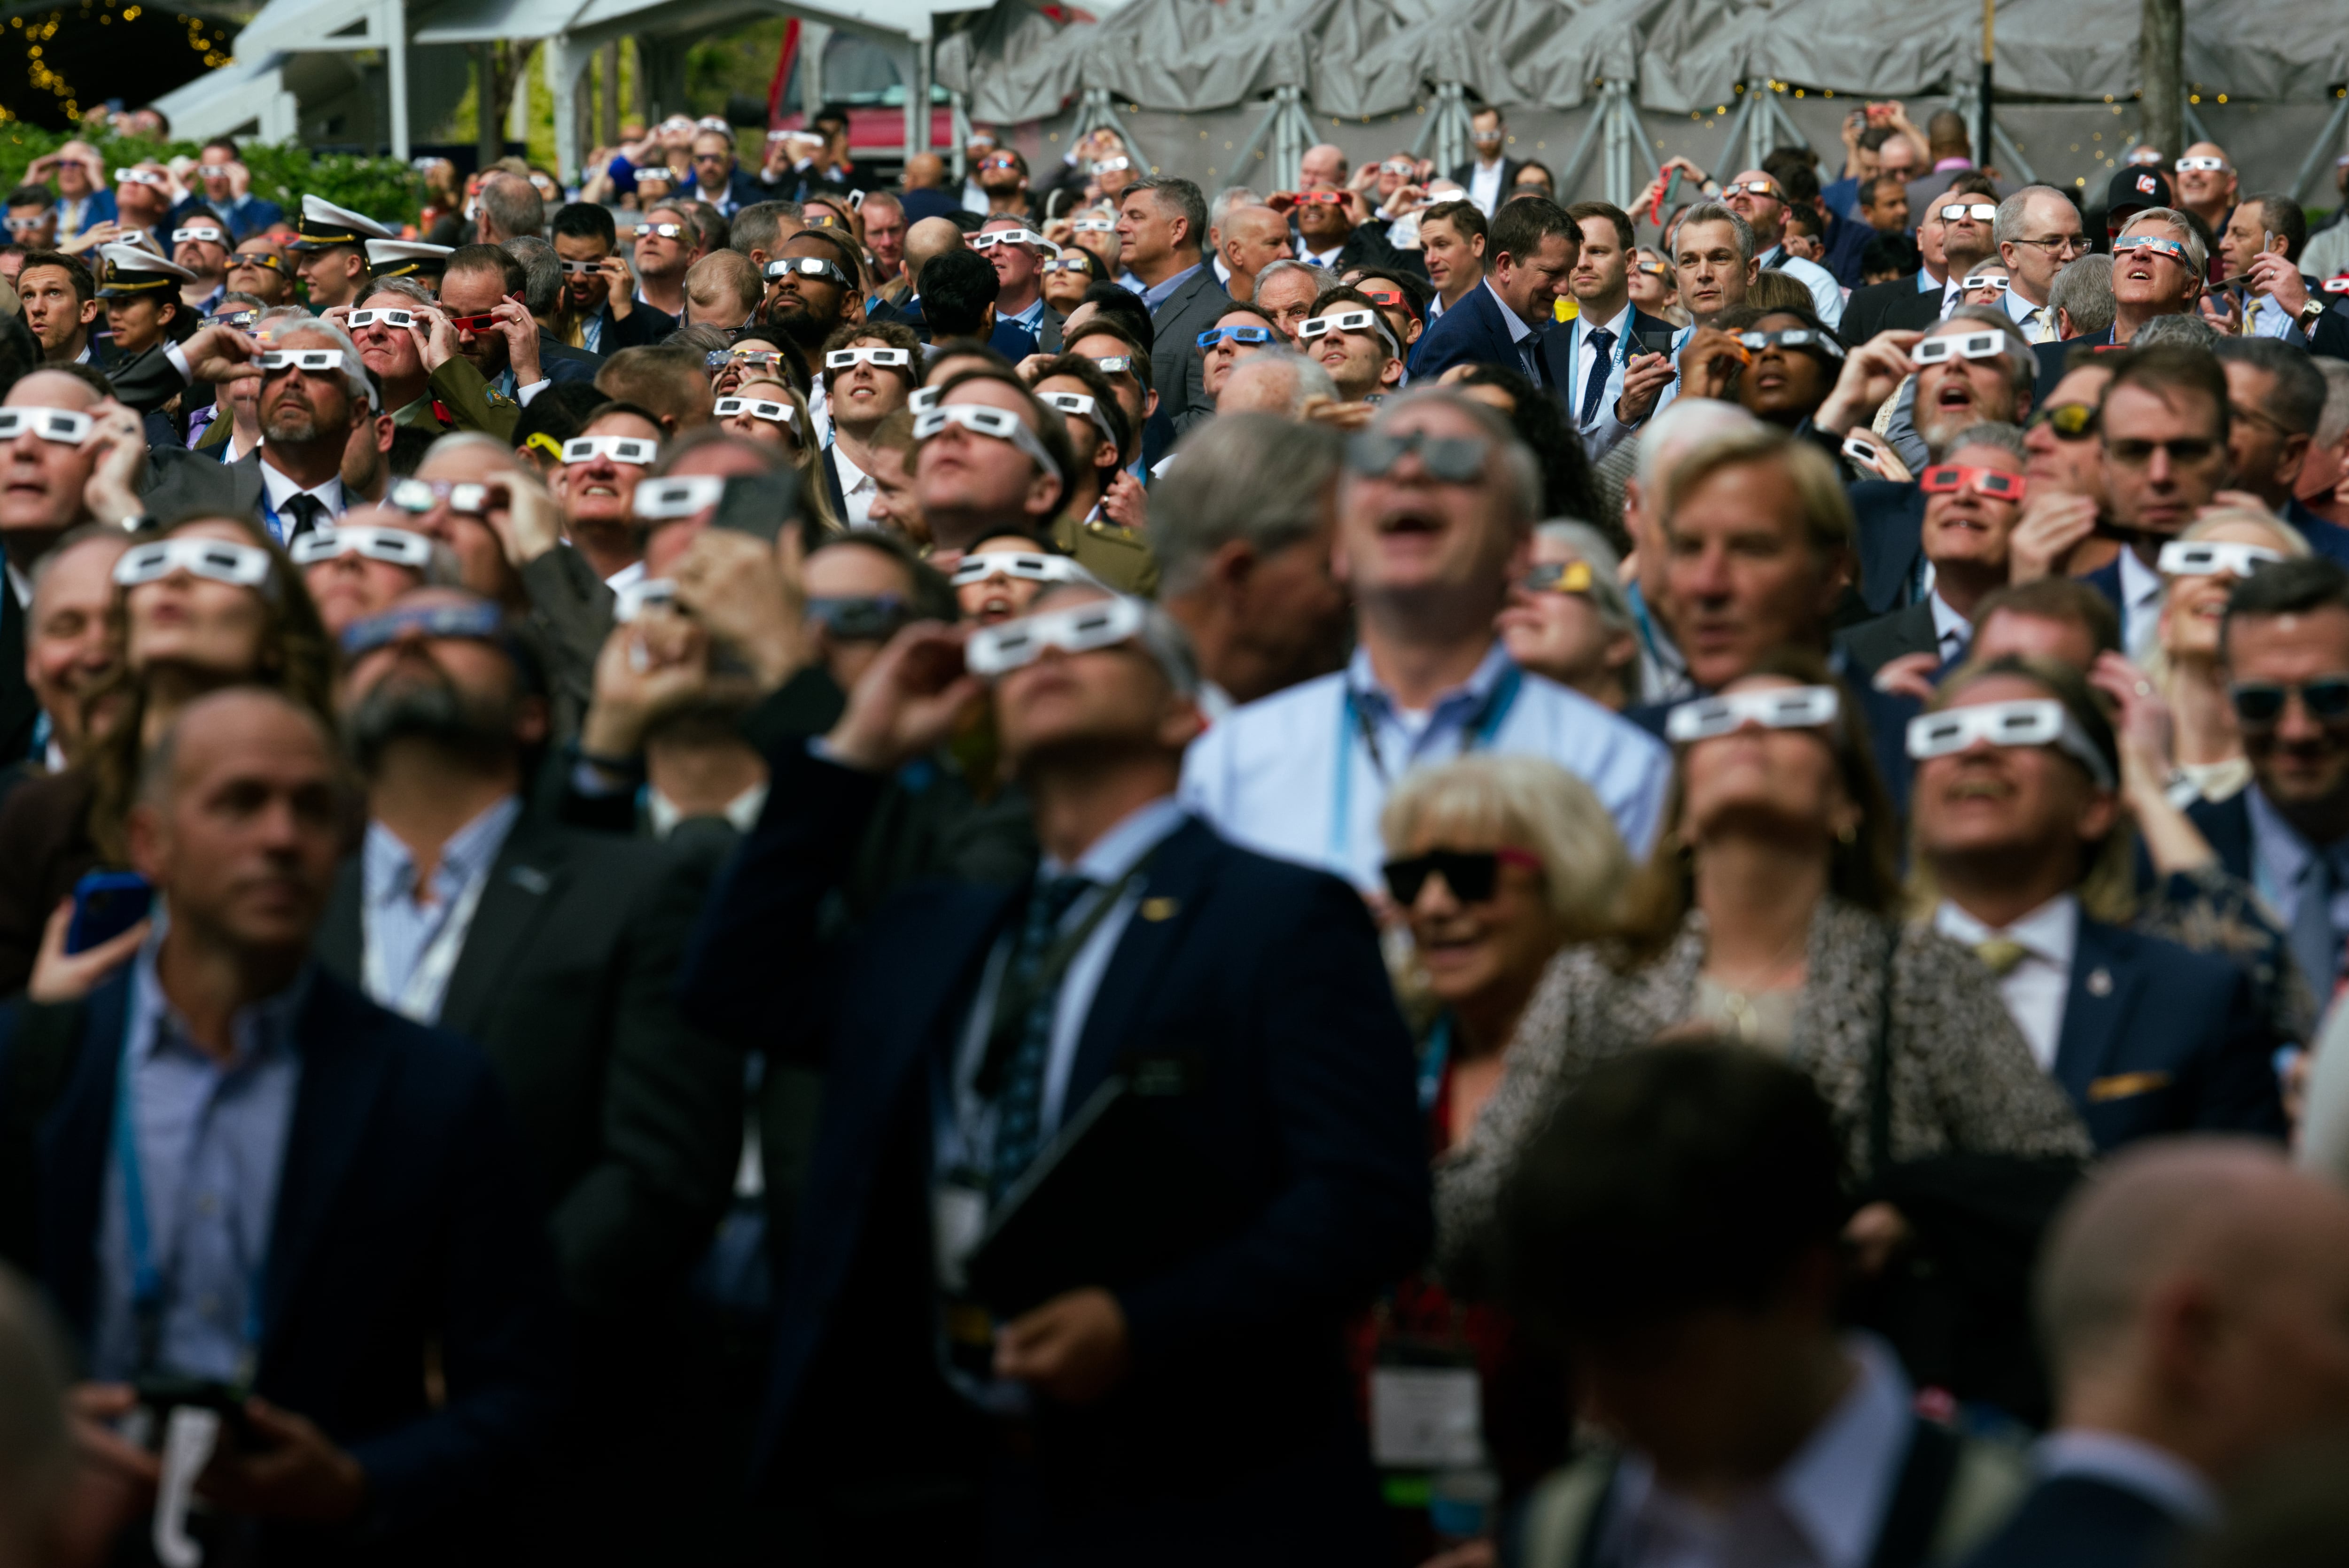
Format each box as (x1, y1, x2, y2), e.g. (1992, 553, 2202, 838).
(260, 976, 392, 1352)
(2052, 918, 2138, 1105)
(318, 859, 363, 982)
(39, 975, 130, 1337)
(435, 816, 566, 1040)
(1063, 820, 1221, 1112)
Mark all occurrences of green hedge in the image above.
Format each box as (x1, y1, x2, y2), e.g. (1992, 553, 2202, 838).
(0, 126, 423, 228)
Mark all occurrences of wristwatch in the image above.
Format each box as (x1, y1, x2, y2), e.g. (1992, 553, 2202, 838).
(2300, 296, 2332, 330)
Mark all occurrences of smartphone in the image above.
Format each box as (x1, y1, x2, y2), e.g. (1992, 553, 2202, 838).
(1635, 327, 1678, 358)
(710, 469, 804, 547)
(66, 871, 151, 955)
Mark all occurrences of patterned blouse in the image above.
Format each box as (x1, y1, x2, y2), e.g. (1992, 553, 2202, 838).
(1431, 897, 2094, 1296)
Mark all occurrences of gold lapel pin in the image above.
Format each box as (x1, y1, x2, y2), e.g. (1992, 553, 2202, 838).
(1139, 896, 1180, 922)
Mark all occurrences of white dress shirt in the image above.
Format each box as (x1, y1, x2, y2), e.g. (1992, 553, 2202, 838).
(1299, 239, 1345, 269)
(1927, 590, 1972, 663)
(1935, 893, 2079, 1072)
(830, 444, 878, 529)
(605, 558, 646, 594)
(256, 462, 344, 544)
(1467, 158, 1507, 217)
(1598, 1335, 1914, 1568)
(2117, 547, 2164, 661)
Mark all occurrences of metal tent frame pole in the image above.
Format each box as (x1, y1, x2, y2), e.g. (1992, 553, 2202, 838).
(1226, 85, 1314, 191)
(2180, 97, 2212, 149)
(1559, 81, 1659, 207)
(1947, 78, 2036, 184)
(1410, 81, 1475, 173)
(1071, 86, 1154, 174)
(2289, 93, 2349, 202)
(950, 91, 972, 181)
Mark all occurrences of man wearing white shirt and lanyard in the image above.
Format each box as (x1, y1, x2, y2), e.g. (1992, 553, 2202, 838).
(1562, 202, 1681, 459)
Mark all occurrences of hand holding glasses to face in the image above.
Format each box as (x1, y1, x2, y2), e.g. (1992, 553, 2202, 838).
(1906, 699, 2115, 785)
(0, 408, 95, 445)
(1666, 685, 1841, 743)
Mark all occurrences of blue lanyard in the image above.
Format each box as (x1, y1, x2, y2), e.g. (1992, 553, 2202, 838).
(1329, 663, 1524, 865)
(1417, 1014, 1452, 1115)
(114, 1007, 268, 1383)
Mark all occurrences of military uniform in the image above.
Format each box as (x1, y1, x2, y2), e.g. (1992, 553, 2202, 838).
(395, 357, 523, 441)
(1054, 510, 1159, 596)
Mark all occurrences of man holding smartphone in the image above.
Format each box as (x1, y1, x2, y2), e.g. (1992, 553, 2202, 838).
(1563, 201, 1681, 458)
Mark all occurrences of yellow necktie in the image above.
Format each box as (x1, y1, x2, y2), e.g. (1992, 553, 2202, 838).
(1974, 938, 2031, 978)
(2023, 305, 2051, 344)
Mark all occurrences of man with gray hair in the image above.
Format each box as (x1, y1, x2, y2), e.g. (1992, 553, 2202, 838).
(1250, 258, 1337, 342)
(1214, 349, 1338, 417)
(1951, 1139, 2349, 1568)
(2107, 207, 2207, 348)
(1153, 413, 1350, 709)
(1183, 386, 1670, 888)
(1113, 176, 1226, 432)
(473, 171, 545, 246)
(1666, 202, 1754, 326)
(1992, 185, 2091, 344)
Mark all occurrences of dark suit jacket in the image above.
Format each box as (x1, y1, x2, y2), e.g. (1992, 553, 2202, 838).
(1952, 1472, 2191, 1568)
(536, 334, 603, 386)
(2285, 497, 2349, 566)
(316, 812, 740, 1324)
(2053, 917, 2285, 1149)
(589, 300, 680, 353)
(139, 445, 265, 527)
(0, 967, 566, 1550)
(677, 746, 1426, 1549)
(1448, 157, 1524, 194)
(1407, 279, 1572, 392)
(1850, 479, 1927, 614)
(1836, 600, 1939, 676)
(2032, 326, 2119, 406)
(1147, 260, 1229, 433)
(1840, 272, 1945, 346)
(2186, 790, 2256, 885)
(0, 585, 36, 771)
(2309, 296, 2349, 363)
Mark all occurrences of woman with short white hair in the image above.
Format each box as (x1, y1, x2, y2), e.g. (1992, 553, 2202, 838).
(1498, 520, 1643, 711)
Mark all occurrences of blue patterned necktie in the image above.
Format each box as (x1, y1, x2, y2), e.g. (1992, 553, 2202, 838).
(2293, 853, 2340, 1010)
(1577, 327, 1615, 427)
(989, 872, 1095, 1200)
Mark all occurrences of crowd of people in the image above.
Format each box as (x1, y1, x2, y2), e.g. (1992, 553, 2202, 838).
(0, 86, 2345, 1568)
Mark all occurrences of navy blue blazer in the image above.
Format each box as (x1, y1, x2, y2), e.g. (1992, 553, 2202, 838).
(1407, 280, 1572, 393)
(678, 746, 1427, 1546)
(1953, 1472, 2192, 1568)
(2031, 326, 2116, 407)
(2053, 917, 2284, 1149)
(0, 967, 566, 1545)
(2284, 497, 2349, 567)
(2185, 790, 2256, 885)
(1849, 480, 1927, 616)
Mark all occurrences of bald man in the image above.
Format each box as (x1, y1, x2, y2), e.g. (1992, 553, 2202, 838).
(896, 152, 969, 230)
(1298, 144, 1349, 192)
(1956, 1140, 2349, 1568)
(1217, 205, 1294, 302)
(896, 216, 968, 328)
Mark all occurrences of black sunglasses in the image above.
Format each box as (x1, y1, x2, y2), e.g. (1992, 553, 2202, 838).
(1381, 846, 1539, 905)
(2027, 402, 2098, 441)
(806, 594, 913, 641)
(1346, 429, 1488, 483)
(2230, 677, 2349, 730)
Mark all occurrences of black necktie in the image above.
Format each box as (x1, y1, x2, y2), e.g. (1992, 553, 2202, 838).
(280, 492, 325, 543)
(1578, 327, 1616, 427)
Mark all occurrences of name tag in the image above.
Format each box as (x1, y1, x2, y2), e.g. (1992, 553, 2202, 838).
(1370, 1366, 1483, 1469)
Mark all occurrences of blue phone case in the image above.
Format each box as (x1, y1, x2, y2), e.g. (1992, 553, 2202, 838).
(65, 872, 153, 955)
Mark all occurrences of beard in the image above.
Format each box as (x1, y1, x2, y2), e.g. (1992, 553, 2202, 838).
(771, 303, 836, 350)
(263, 397, 321, 444)
(347, 665, 516, 775)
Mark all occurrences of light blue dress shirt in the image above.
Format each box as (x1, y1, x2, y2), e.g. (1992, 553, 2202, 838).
(2245, 784, 2349, 938)
(360, 794, 522, 1024)
(1181, 642, 1671, 890)
(1136, 261, 1206, 313)
(93, 936, 306, 1383)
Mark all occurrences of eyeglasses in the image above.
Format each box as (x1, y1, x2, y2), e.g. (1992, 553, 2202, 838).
(1906, 699, 2114, 786)
(1089, 355, 1135, 375)
(196, 163, 233, 178)
(2113, 235, 2192, 268)
(2008, 234, 2090, 256)
(2158, 539, 2284, 578)
(1722, 180, 1781, 200)
(909, 387, 941, 415)
(1345, 429, 1488, 482)
(1041, 258, 1092, 274)
(1913, 331, 2008, 365)
(347, 308, 416, 329)
(1090, 157, 1132, 175)
(707, 349, 785, 372)
(1522, 560, 1594, 595)
(258, 349, 346, 373)
(806, 594, 917, 642)
(1666, 685, 1841, 743)
(2175, 155, 2227, 172)
(614, 578, 677, 624)
(800, 211, 847, 230)
(1299, 309, 1400, 357)
(949, 551, 1097, 587)
(1381, 846, 1542, 906)
(634, 475, 726, 519)
(389, 477, 493, 515)
(114, 536, 271, 590)
(1357, 287, 1414, 315)
(2231, 677, 2349, 729)
(973, 228, 1051, 251)
(289, 524, 436, 569)
(765, 256, 850, 287)
(1198, 324, 1274, 349)
(632, 222, 687, 240)
(204, 309, 258, 330)
(1920, 464, 2027, 501)
(1734, 327, 1845, 359)
(170, 226, 225, 245)
(965, 594, 1144, 677)
(562, 435, 659, 466)
(1938, 202, 1998, 222)
(1293, 191, 1346, 207)
(2105, 435, 2223, 466)
(1070, 218, 1118, 233)
(340, 600, 507, 659)
(0, 407, 93, 445)
(715, 396, 795, 425)
(113, 168, 168, 189)
(1959, 272, 2011, 294)
(2027, 402, 2099, 441)
(913, 403, 1058, 473)
(230, 252, 286, 274)
(825, 346, 912, 370)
